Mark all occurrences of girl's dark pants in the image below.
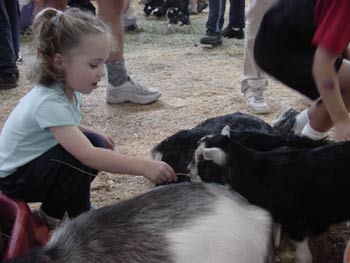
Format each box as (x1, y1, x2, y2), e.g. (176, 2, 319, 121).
(0, 131, 109, 219)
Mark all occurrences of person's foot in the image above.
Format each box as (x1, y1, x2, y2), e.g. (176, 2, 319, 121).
(221, 26, 244, 39)
(272, 106, 299, 135)
(244, 88, 270, 114)
(124, 23, 138, 32)
(0, 74, 17, 90)
(188, 8, 198, 15)
(200, 30, 222, 46)
(39, 206, 62, 230)
(197, 2, 208, 13)
(106, 77, 161, 104)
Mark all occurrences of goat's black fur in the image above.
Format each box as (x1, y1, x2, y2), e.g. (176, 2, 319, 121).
(152, 112, 328, 175)
(192, 133, 350, 242)
(143, 0, 190, 25)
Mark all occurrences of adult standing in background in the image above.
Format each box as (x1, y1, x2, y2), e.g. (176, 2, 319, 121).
(199, 0, 245, 46)
(96, 0, 161, 105)
(240, 0, 273, 114)
(221, 0, 245, 39)
(0, 0, 20, 90)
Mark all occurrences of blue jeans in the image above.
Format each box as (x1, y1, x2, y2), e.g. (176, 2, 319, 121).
(206, 0, 245, 33)
(0, 0, 20, 75)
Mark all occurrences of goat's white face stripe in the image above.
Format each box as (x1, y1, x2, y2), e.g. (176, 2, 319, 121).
(188, 142, 206, 178)
(202, 148, 226, 165)
(188, 142, 227, 180)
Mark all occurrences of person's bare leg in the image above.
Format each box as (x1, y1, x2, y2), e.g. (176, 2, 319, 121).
(97, 0, 161, 105)
(34, 0, 67, 16)
(97, 0, 125, 61)
(189, 0, 197, 13)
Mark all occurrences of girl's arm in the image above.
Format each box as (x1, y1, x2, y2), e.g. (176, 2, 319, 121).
(49, 126, 177, 184)
(313, 45, 350, 141)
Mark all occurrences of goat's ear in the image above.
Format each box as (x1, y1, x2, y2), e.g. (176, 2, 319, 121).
(203, 148, 226, 165)
(221, 125, 230, 137)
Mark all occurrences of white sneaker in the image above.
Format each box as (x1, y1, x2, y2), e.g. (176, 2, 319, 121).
(244, 88, 270, 114)
(106, 78, 161, 105)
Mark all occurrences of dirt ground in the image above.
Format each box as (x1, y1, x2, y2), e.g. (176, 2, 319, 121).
(1, 2, 350, 262)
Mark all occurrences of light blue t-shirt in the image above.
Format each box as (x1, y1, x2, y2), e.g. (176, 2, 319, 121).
(0, 83, 83, 178)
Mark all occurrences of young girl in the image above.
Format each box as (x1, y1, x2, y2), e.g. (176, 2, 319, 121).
(0, 7, 177, 227)
(254, 0, 350, 141)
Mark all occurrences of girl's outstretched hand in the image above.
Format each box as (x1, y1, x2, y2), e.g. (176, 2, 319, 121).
(142, 160, 177, 184)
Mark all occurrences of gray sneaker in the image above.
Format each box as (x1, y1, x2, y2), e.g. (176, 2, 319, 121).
(107, 77, 161, 105)
(244, 88, 270, 114)
(273, 107, 299, 135)
(39, 206, 62, 230)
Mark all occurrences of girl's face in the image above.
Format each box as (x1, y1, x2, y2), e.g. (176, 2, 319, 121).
(56, 33, 110, 96)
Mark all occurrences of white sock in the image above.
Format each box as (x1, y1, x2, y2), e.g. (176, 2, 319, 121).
(294, 109, 309, 135)
(301, 123, 327, 140)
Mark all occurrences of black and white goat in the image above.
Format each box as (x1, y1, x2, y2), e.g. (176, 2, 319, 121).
(4, 183, 272, 263)
(142, 0, 190, 25)
(188, 125, 350, 263)
(151, 112, 280, 175)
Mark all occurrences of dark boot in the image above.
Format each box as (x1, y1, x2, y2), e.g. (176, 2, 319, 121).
(200, 30, 222, 45)
(197, 2, 208, 13)
(221, 26, 244, 39)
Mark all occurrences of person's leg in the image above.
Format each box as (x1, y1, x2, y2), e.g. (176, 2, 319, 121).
(274, 59, 350, 140)
(222, 0, 245, 39)
(0, 0, 19, 89)
(123, 0, 138, 31)
(205, 0, 225, 32)
(33, 0, 67, 17)
(240, 0, 273, 114)
(97, 0, 161, 105)
(200, 0, 225, 46)
(8, 0, 20, 62)
(189, 0, 197, 14)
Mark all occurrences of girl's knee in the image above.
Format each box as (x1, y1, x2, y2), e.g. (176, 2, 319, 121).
(84, 131, 109, 149)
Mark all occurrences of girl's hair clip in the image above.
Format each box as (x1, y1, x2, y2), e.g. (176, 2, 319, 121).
(50, 10, 63, 26)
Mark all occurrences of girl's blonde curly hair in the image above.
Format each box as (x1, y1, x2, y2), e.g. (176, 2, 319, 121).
(29, 8, 113, 86)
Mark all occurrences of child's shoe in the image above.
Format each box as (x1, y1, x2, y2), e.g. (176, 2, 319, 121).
(39, 206, 62, 230)
(273, 107, 299, 135)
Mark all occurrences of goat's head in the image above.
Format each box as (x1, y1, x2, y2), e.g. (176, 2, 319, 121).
(188, 126, 232, 184)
